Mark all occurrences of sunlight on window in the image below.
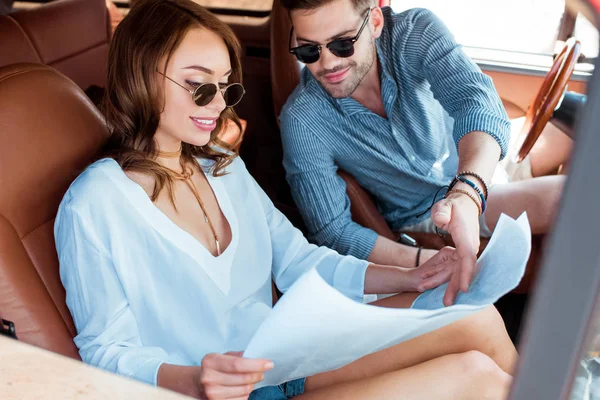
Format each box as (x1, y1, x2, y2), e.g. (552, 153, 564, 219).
(390, 0, 567, 55)
(567, 305, 600, 398)
(575, 12, 600, 58)
(169, 0, 273, 11)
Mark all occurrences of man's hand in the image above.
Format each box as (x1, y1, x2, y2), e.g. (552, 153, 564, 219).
(431, 191, 481, 306)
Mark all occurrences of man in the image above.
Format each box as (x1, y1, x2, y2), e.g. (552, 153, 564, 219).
(279, 0, 566, 305)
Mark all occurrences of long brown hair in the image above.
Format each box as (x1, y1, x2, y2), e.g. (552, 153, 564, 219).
(102, 0, 243, 202)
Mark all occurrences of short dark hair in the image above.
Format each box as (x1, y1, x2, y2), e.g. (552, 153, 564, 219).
(280, 0, 375, 13)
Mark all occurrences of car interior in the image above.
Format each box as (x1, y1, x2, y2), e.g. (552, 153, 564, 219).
(0, 0, 598, 397)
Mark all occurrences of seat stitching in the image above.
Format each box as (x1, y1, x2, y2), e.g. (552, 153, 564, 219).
(6, 15, 43, 63)
(21, 217, 55, 242)
(47, 41, 108, 66)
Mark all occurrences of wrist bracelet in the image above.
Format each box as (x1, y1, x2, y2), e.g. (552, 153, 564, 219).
(445, 189, 483, 216)
(415, 246, 423, 268)
(458, 170, 489, 200)
(455, 175, 487, 213)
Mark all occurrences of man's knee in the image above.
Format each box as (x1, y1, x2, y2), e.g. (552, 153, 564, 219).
(533, 175, 565, 231)
(543, 175, 565, 212)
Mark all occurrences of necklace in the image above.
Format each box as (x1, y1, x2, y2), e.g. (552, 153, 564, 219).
(157, 147, 221, 256)
(157, 146, 182, 159)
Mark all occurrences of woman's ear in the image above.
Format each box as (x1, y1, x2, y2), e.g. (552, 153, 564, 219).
(370, 7, 385, 39)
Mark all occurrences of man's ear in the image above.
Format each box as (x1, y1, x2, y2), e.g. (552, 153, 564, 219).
(370, 7, 385, 39)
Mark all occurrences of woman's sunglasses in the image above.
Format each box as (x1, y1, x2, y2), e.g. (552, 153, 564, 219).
(289, 8, 372, 64)
(157, 71, 245, 107)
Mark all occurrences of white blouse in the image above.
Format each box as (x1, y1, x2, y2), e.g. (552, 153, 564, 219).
(55, 157, 368, 386)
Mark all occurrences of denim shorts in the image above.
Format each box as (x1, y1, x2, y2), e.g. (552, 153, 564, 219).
(248, 378, 306, 400)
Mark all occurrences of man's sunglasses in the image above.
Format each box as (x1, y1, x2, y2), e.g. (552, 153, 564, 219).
(289, 8, 372, 64)
(157, 71, 245, 107)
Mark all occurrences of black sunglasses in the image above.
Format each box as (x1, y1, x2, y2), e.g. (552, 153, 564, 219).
(289, 8, 372, 64)
(157, 71, 245, 107)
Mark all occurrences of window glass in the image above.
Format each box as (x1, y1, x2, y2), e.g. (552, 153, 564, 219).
(566, 299, 600, 399)
(390, 0, 564, 55)
(109, 0, 273, 12)
(389, 0, 598, 68)
(193, 0, 273, 12)
(575, 12, 600, 59)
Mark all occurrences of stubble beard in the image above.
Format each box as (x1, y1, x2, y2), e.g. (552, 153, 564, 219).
(317, 45, 376, 99)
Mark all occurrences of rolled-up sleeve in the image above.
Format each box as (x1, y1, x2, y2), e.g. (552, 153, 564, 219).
(280, 112, 379, 260)
(403, 8, 510, 159)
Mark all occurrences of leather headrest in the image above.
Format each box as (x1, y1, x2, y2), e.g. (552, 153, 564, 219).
(0, 63, 108, 236)
(0, 0, 110, 90)
(10, 0, 108, 66)
(270, 0, 301, 118)
(0, 15, 41, 65)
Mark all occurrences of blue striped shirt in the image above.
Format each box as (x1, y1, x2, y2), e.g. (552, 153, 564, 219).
(280, 7, 510, 260)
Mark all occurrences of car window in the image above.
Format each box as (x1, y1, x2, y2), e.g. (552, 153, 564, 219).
(389, 0, 598, 67)
(567, 299, 600, 399)
(575, 12, 600, 59)
(189, 0, 273, 12)
(107, 0, 273, 12)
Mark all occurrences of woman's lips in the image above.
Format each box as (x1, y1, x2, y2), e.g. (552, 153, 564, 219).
(190, 116, 217, 132)
(324, 67, 350, 84)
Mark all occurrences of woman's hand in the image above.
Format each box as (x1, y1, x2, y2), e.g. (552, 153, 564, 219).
(196, 352, 274, 400)
(364, 248, 459, 296)
(403, 247, 460, 293)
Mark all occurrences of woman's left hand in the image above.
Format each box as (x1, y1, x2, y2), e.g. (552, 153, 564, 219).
(403, 247, 460, 293)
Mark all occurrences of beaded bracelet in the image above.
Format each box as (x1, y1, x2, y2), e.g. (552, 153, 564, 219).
(448, 175, 486, 213)
(455, 175, 486, 213)
(445, 188, 483, 216)
(458, 170, 489, 200)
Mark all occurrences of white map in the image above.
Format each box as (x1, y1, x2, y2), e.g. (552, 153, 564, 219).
(244, 213, 531, 388)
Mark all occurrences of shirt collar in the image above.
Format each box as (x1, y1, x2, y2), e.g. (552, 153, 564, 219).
(375, 36, 394, 84)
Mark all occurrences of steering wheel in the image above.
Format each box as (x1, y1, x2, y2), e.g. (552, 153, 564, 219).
(516, 37, 581, 162)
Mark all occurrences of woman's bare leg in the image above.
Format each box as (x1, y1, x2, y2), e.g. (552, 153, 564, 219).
(299, 351, 511, 400)
(305, 302, 516, 392)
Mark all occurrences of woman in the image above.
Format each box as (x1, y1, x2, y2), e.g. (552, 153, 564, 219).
(55, 0, 516, 399)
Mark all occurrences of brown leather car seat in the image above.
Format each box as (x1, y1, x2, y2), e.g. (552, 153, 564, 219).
(0, 0, 110, 91)
(0, 63, 109, 357)
(0, 14, 40, 65)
